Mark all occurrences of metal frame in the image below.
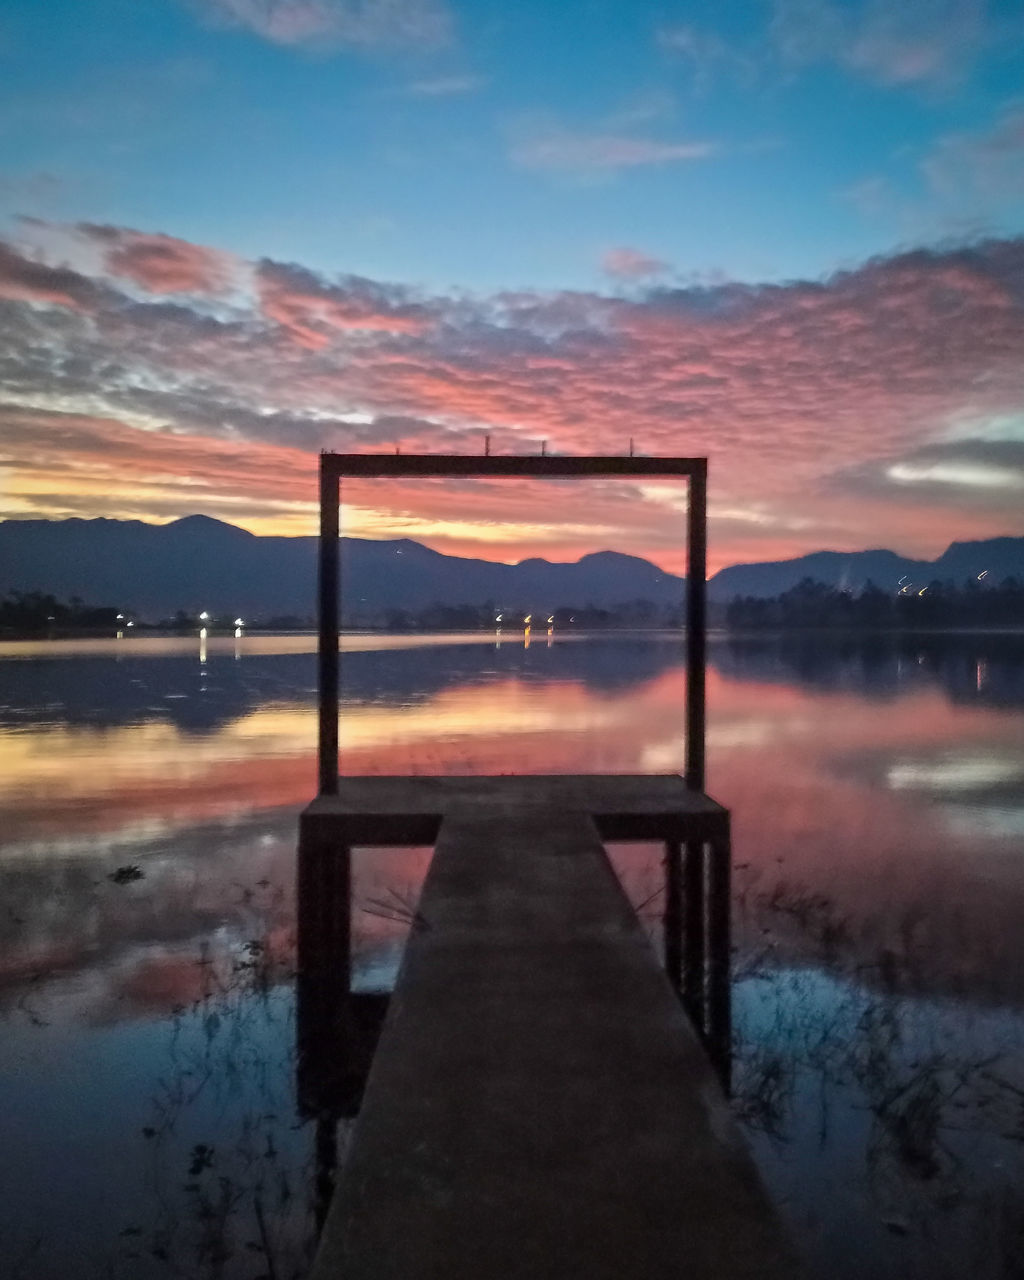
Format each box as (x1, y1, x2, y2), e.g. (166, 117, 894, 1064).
(316, 452, 708, 794)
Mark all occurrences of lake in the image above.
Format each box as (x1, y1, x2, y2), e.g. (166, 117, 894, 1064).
(1, 629, 1023, 1278)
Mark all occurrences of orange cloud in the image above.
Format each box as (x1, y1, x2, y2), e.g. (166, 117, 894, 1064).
(0, 403, 317, 526)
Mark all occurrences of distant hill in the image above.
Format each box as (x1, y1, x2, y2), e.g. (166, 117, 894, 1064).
(0, 515, 685, 620)
(0, 516, 1021, 619)
(709, 537, 1024, 600)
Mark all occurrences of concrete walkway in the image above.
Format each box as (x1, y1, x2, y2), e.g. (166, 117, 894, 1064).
(309, 808, 801, 1279)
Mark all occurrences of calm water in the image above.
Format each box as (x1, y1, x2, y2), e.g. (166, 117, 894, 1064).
(2, 630, 1023, 1278)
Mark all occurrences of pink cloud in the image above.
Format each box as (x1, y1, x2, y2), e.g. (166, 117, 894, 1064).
(602, 247, 671, 280)
(2, 224, 1024, 569)
(78, 223, 236, 294)
(257, 259, 431, 347)
(0, 403, 316, 507)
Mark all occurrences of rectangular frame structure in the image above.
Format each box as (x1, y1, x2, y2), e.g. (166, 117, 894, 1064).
(316, 453, 708, 794)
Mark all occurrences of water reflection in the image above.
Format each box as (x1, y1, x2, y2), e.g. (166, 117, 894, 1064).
(719, 630, 1024, 708)
(0, 631, 1022, 1277)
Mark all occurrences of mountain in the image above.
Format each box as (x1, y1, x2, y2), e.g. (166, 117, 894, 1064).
(710, 548, 924, 600)
(0, 516, 684, 620)
(1, 516, 1021, 618)
(708, 537, 1024, 601)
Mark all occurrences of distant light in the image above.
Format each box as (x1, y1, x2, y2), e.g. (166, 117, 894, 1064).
(495, 614, 503, 623)
(126, 620, 135, 627)
(547, 616, 554, 625)
(978, 570, 988, 580)
(199, 611, 210, 621)
(524, 615, 532, 625)
(918, 587, 927, 596)
(234, 617, 244, 627)
(116, 613, 125, 621)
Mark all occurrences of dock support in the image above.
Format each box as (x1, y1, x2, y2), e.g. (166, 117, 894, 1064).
(296, 818, 351, 1115)
(663, 839, 683, 992)
(707, 823, 733, 1087)
(683, 838, 706, 1032)
(314, 1114, 339, 1236)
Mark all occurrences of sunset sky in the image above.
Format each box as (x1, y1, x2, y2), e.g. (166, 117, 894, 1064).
(1, 0, 1023, 573)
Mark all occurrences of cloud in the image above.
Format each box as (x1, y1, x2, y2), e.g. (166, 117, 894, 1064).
(659, 2, 1000, 94)
(923, 104, 1024, 201)
(836, 439, 1024, 515)
(0, 241, 97, 309)
(190, 0, 452, 50)
(839, 175, 896, 218)
(511, 129, 717, 174)
(76, 224, 237, 295)
(841, 105, 1024, 238)
(1, 222, 1024, 568)
(602, 247, 671, 280)
(256, 259, 432, 346)
(0, 401, 318, 525)
(771, 0, 990, 87)
(0, 171, 66, 209)
(405, 74, 484, 96)
(657, 24, 759, 92)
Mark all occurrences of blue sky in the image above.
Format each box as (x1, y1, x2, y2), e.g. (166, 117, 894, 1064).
(4, 0, 1023, 290)
(1, 0, 1023, 569)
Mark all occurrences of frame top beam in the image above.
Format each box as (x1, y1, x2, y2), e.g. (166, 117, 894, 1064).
(321, 453, 706, 479)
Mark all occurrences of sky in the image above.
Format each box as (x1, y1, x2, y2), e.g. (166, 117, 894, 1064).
(1, 0, 1023, 574)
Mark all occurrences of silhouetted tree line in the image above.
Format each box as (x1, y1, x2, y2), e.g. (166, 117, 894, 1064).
(0, 590, 121, 634)
(0, 591, 683, 635)
(375, 599, 681, 631)
(726, 576, 1024, 630)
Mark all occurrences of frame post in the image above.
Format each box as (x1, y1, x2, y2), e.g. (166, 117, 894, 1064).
(683, 839, 706, 1032)
(707, 818, 732, 1090)
(685, 460, 707, 792)
(318, 458, 340, 795)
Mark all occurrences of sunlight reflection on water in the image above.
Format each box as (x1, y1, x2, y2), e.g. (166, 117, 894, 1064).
(0, 631, 1023, 1278)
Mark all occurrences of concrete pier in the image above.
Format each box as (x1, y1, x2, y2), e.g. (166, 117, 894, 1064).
(304, 789, 799, 1279)
(301, 455, 796, 1277)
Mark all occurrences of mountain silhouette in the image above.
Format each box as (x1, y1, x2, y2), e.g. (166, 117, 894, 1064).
(0, 516, 684, 619)
(1, 516, 1021, 619)
(713, 538, 1024, 599)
